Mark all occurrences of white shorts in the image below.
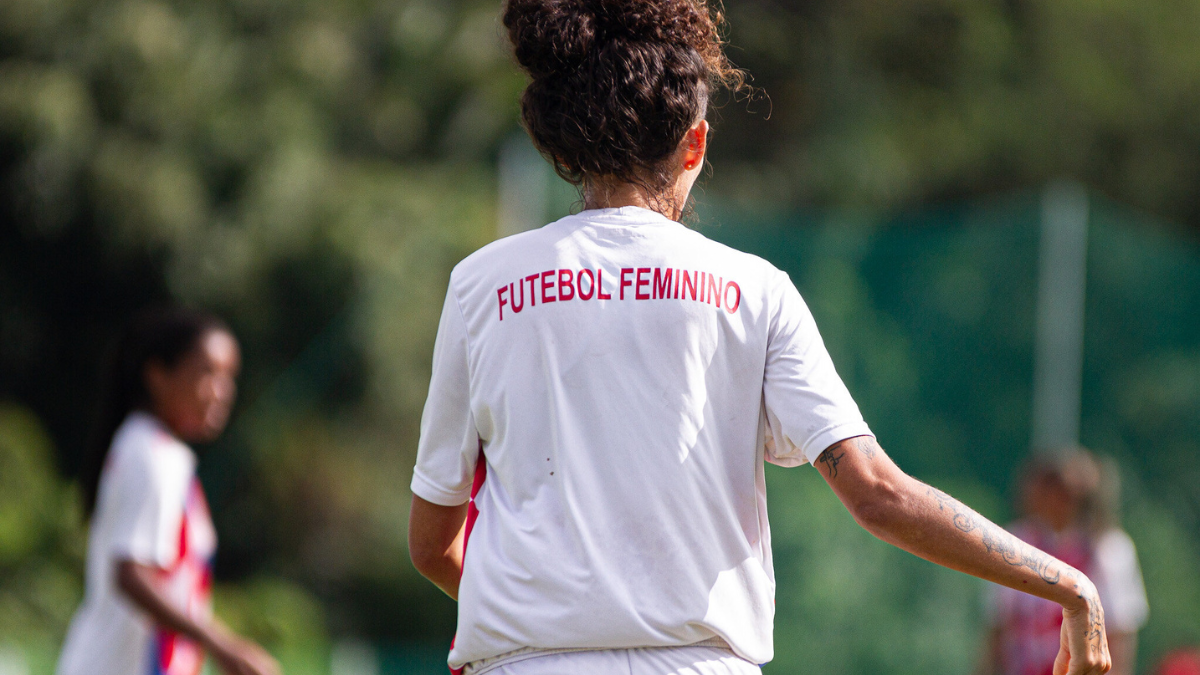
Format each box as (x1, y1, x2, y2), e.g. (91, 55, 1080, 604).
(481, 645, 762, 675)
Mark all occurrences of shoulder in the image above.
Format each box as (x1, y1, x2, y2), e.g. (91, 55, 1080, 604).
(108, 413, 196, 486)
(665, 222, 780, 266)
(452, 217, 576, 278)
(1092, 528, 1139, 564)
(672, 227, 796, 303)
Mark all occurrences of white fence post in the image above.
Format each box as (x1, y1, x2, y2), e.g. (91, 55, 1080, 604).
(1031, 180, 1090, 452)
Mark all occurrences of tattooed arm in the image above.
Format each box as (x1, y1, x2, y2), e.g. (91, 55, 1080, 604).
(815, 436, 1111, 675)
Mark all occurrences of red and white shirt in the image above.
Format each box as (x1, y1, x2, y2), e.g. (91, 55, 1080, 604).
(58, 412, 216, 675)
(412, 207, 872, 672)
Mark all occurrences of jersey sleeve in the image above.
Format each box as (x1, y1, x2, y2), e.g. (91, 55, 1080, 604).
(1092, 529, 1150, 633)
(106, 444, 191, 569)
(761, 270, 873, 467)
(411, 283, 481, 506)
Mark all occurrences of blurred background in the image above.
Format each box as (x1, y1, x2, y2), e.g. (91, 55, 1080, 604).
(2, 0, 1199, 673)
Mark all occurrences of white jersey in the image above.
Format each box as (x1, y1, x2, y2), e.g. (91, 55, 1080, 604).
(412, 206, 872, 671)
(1090, 529, 1149, 633)
(58, 412, 216, 675)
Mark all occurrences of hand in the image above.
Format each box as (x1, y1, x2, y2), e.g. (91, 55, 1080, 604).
(1053, 585, 1112, 675)
(209, 633, 282, 675)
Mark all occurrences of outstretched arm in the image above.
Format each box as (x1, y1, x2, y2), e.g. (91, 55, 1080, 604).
(814, 436, 1110, 675)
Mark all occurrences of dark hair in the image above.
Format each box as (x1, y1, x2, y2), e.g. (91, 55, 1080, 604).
(81, 307, 230, 519)
(503, 0, 744, 195)
(1021, 447, 1112, 534)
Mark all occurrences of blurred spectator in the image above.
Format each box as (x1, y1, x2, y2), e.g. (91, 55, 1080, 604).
(977, 448, 1149, 675)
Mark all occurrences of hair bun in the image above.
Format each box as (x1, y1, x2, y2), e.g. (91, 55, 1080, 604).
(505, 0, 716, 77)
(502, 0, 744, 192)
(504, 0, 597, 77)
(595, 0, 712, 48)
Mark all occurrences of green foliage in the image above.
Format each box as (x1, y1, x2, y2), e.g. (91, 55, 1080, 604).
(717, 0, 1200, 223)
(215, 576, 330, 669)
(0, 404, 83, 650)
(0, 404, 65, 565)
(1125, 496, 1200, 670)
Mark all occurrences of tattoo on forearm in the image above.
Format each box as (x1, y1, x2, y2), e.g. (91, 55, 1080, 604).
(922, 482, 1107, 660)
(924, 486, 1060, 585)
(854, 437, 878, 459)
(926, 486, 980, 533)
(817, 447, 844, 478)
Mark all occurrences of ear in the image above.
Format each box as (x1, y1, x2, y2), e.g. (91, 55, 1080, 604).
(681, 119, 709, 172)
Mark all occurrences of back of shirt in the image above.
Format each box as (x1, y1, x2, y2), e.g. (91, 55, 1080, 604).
(412, 207, 871, 668)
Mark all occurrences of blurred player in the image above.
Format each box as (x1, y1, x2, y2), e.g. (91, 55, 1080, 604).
(408, 1, 1113, 674)
(979, 449, 1148, 675)
(58, 308, 279, 675)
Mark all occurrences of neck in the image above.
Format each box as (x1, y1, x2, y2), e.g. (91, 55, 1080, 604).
(583, 181, 686, 221)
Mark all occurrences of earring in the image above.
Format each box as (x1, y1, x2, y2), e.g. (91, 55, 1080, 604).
(684, 160, 696, 170)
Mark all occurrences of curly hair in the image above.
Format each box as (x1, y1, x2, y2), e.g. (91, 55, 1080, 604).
(503, 0, 743, 195)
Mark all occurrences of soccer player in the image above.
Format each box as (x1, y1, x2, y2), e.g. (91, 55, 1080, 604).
(408, 1, 1112, 673)
(980, 450, 1147, 675)
(58, 308, 279, 675)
